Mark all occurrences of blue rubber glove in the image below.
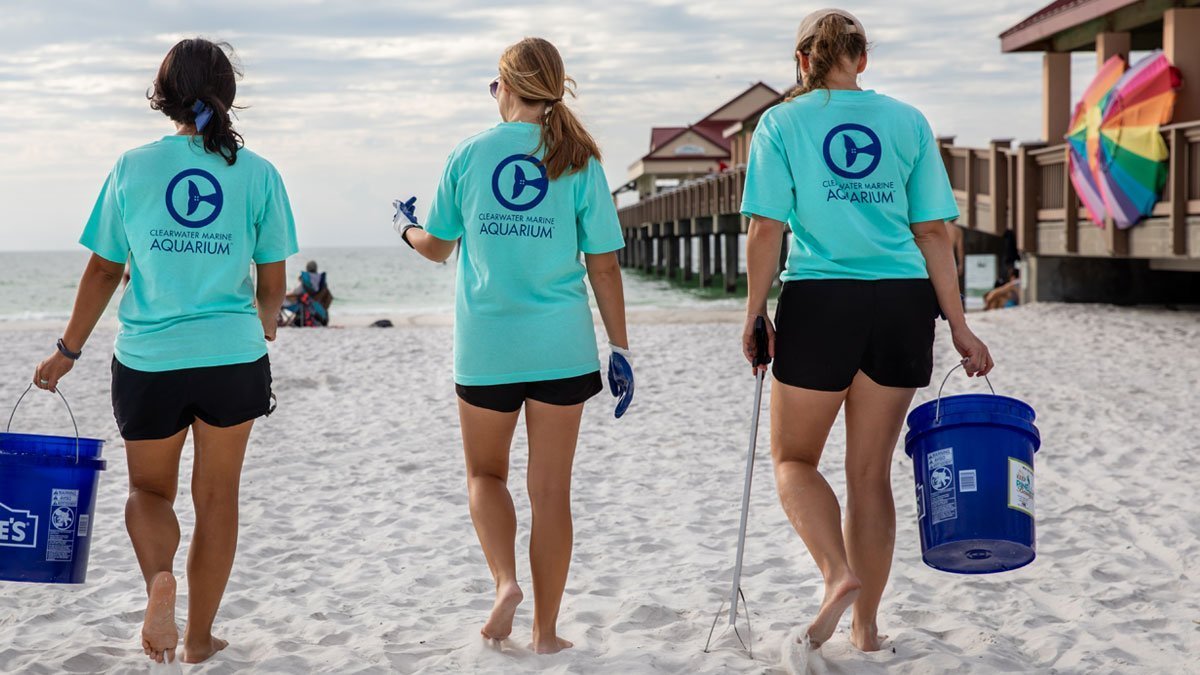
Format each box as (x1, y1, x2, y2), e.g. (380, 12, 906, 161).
(607, 344, 634, 419)
(392, 197, 421, 247)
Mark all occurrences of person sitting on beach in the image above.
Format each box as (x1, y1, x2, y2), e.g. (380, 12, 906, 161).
(32, 38, 297, 665)
(282, 260, 333, 326)
(985, 267, 1021, 310)
(394, 37, 633, 655)
(741, 9, 993, 655)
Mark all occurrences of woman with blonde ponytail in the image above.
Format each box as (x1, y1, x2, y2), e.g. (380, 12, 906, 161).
(396, 37, 632, 654)
(741, 9, 993, 656)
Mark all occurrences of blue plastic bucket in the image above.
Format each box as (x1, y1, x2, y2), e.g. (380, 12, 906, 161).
(905, 368, 1040, 574)
(0, 387, 106, 584)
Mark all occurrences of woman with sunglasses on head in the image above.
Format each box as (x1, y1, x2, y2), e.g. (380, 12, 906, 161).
(741, 10, 992, 653)
(394, 37, 632, 654)
(31, 38, 297, 664)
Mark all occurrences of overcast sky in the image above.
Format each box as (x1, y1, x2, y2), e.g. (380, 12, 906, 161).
(1, 0, 1091, 251)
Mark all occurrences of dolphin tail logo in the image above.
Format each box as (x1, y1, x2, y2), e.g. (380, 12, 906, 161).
(512, 165, 549, 201)
(842, 135, 860, 168)
(186, 179, 219, 216)
(842, 134, 881, 168)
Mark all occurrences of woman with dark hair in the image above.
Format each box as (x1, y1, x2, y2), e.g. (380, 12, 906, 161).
(395, 37, 632, 654)
(741, 9, 993, 654)
(31, 38, 297, 664)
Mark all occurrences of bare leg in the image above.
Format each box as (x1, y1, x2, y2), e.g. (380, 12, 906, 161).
(523, 399, 584, 655)
(181, 419, 252, 664)
(771, 381, 861, 648)
(843, 371, 915, 652)
(458, 398, 523, 640)
(125, 429, 188, 664)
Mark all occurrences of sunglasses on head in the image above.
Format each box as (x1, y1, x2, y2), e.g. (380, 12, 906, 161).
(489, 78, 500, 99)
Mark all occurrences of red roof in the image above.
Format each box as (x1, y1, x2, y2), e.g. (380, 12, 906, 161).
(650, 127, 687, 152)
(634, 82, 779, 166)
(692, 120, 732, 151)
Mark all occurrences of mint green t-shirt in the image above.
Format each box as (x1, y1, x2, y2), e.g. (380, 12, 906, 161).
(80, 136, 299, 372)
(741, 89, 958, 281)
(424, 122, 625, 386)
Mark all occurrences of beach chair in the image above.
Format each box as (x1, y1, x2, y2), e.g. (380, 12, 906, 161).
(282, 270, 333, 327)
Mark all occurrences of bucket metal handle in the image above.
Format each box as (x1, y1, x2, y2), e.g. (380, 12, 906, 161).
(6, 384, 81, 464)
(934, 362, 995, 423)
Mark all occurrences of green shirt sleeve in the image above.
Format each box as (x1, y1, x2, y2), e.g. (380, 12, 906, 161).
(79, 160, 130, 264)
(425, 149, 465, 242)
(252, 167, 300, 264)
(906, 114, 959, 224)
(741, 112, 794, 222)
(575, 158, 624, 254)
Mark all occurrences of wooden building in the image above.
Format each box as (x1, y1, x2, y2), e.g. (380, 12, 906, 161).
(624, 82, 779, 199)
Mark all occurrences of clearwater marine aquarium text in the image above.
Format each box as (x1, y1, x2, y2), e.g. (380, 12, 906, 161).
(152, 168, 234, 255)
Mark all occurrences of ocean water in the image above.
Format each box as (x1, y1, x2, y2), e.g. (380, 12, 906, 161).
(0, 246, 738, 322)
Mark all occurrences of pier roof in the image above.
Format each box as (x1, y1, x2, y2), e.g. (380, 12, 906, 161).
(1001, 0, 1200, 53)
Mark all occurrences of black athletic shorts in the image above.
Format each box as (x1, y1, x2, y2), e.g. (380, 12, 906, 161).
(772, 279, 940, 391)
(456, 371, 603, 413)
(111, 356, 274, 441)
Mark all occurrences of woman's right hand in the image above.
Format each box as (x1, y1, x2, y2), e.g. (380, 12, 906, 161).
(33, 351, 75, 393)
(742, 313, 775, 375)
(951, 324, 994, 377)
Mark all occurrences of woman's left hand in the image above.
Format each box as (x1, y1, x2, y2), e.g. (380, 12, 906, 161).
(951, 324, 994, 378)
(608, 344, 634, 419)
(33, 352, 75, 392)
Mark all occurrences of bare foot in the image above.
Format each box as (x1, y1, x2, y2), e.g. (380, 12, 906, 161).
(481, 581, 524, 640)
(141, 572, 179, 664)
(530, 632, 573, 655)
(181, 634, 228, 664)
(806, 574, 861, 648)
(850, 622, 889, 652)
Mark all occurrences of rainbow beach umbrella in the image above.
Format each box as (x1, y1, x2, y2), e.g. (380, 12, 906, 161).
(1095, 51, 1183, 229)
(1066, 54, 1125, 225)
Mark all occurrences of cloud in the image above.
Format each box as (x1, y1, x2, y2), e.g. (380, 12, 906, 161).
(0, 0, 1068, 250)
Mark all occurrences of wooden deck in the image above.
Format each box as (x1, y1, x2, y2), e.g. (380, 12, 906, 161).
(616, 120, 1200, 291)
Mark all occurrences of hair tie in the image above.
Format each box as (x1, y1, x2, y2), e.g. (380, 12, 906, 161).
(192, 99, 214, 132)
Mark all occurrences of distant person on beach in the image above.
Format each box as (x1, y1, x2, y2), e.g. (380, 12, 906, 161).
(985, 267, 1021, 310)
(741, 9, 993, 656)
(31, 38, 297, 665)
(394, 37, 632, 655)
(282, 259, 333, 326)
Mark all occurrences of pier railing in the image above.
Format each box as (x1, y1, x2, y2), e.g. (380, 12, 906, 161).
(616, 120, 1200, 291)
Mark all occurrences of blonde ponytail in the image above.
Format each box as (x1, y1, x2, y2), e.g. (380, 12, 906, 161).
(499, 37, 601, 180)
(786, 14, 867, 101)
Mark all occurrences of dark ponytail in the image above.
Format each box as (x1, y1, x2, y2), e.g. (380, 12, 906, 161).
(148, 38, 244, 165)
(786, 15, 867, 101)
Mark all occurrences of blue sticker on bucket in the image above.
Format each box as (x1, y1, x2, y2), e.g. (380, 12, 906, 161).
(927, 448, 957, 524)
(45, 489, 77, 563)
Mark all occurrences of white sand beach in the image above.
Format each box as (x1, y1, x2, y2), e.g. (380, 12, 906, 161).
(1, 304, 1198, 674)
